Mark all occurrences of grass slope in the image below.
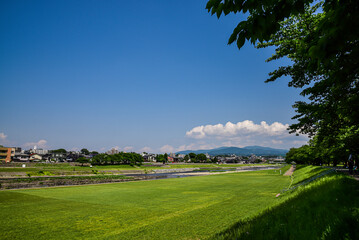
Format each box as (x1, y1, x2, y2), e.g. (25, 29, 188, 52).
(1, 168, 289, 240)
(212, 168, 359, 240)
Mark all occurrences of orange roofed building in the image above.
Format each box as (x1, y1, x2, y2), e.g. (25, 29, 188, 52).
(0, 147, 15, 163)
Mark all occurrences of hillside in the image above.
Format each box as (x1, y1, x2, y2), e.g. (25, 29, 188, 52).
(176, 146, 288, 156)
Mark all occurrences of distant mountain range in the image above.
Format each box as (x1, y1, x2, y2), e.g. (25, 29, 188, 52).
(176, 146, 288, 156)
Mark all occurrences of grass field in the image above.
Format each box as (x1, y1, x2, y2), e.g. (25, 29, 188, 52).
(1, 165, 353, 239)
(0, 167, 289, 239)
(212, 172, 359, 239)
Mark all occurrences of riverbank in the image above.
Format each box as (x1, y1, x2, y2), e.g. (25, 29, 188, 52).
(0, 165, 283, 190)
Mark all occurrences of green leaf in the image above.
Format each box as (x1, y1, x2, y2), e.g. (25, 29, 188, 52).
(228, 33, 237, 45)
(236, 33, 246, 49)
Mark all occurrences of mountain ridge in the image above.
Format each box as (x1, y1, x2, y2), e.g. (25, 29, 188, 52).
(176, 146, 288, 156)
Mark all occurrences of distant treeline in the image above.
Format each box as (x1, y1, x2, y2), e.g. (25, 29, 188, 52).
(78, 152, 143, 166)
(285, 145, 357, 167)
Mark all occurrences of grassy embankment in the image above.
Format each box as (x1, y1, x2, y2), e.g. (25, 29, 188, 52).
(1, 166, 290, 239)
(212, 165, 359, 240)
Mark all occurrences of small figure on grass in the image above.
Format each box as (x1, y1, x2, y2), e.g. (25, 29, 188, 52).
(348, 159, 354, 175)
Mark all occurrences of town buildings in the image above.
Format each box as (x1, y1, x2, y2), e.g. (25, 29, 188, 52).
(0, 147, 15, 163)
(0, 145, 279, 164)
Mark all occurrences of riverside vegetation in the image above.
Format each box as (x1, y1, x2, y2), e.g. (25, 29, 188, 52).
(0, 163, 271, 189)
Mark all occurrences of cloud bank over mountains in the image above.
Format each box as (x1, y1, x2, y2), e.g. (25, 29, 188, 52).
(186, 120, 289, 139)
(157, 120, 309, 153)
(2, 120, 309, 153)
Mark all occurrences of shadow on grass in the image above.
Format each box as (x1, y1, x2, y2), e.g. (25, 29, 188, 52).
(308, 167, 326, 175)
(294, 165, 305, 171)
(211, 174, 359, 240)
(292, 166, 329, 186)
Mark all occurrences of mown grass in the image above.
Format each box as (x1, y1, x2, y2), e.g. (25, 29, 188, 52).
(291, 164, 329, 185)
(2, 165, 344, 240)
(0, 166, 290, 240)
(7, 174, 133, 183)
(0, 168, 38, 172)
(211, 169, 359, 240)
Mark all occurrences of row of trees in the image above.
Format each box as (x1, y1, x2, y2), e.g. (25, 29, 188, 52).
(207, 0, 359, 164)
(78, 152, 144, 166)
(155, 153, 213, 164)
(184, 153, 214, 163)
(285, 137, 353, 167)
(51, 148, 99, 155)
(155, 153, 168, 164)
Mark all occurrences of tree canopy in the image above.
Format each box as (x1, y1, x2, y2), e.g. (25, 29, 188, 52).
(91, 152, 143, 166)
(51, 148, 67, 154)
(81, 148, 90, 155)
(77, 157, 89, 166)
(207, 0, 359, 163)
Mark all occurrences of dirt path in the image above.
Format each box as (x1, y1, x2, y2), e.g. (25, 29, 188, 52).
(284, 165, 296, 176)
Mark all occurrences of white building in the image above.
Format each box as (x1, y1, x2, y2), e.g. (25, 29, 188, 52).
(107, 148, 119, 155)
(33, 148, 48, 155)
(30, 154, 42, 161)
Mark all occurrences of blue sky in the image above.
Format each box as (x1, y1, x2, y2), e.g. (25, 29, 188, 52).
(0, 0, 308, 153)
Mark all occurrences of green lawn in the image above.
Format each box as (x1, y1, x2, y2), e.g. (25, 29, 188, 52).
(291, 164, 329, 185)
(212, 172, 359, 240)
(1, 167, 290, 240)
(0, 167, 38, 172)
(1, 165, 346, 239)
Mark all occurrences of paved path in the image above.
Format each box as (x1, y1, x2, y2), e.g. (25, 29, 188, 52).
(284, 165, 296, 176)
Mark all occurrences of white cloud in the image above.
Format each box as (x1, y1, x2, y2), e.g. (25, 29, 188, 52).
(177, 144, 197, 152)
(186, 120, 289, 139)
(140, 146, 152, 153)
(0, 133, 7, 145)
(0, 132, 7, 141)
(271, 140, 283, 145)
(123, 146, 134, 152)
(23, 139, 48, 149)
(182, 120, 309, 150)
(292, 140, 308, 146)
(160, 144, 175, 153)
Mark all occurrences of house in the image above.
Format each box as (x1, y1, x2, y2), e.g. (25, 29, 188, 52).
(30, 154, 42, 161)
(33, 148, 48, 155)
(13, 154, 30, 162)
(107, 148, 119, 155)
(142, 153, 156, 162)
(51, 152, 67, 162)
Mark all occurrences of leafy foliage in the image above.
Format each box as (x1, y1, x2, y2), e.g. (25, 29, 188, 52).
(155, 154, 166, 164)
(207, 0, 359, 162)
(80, 148, 90, 155)
(51, 148, 67, 154)
(196, 153, 208, 162)
(91, 152, 143, 166)
(77, 157, 89, 166)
